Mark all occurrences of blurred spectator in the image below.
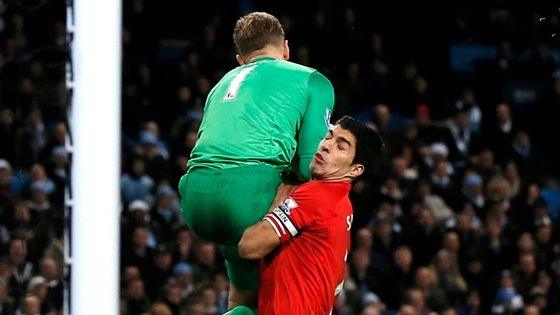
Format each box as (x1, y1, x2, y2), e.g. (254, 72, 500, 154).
(381, 245, 415, 309)
(160, 280, 182, 315)
(43, 146, 67, 203)
(150, 184, 181, 243)
(389, 156, 416, 200)
(17, 294, 41, 315)
(121, 199, 155, 254)
(414, 104, 440, 144)
(121, 278, 150, 315)
(37, 256, 62, 312)
(424, 142, 454, 174)
(7, 238, 33, 304)
(213, 273, 228, 314)
(184, 295, 205, 315)
(121, 265, 141, 292)
(338, 265, 363, 314)
(360, 292, 386, 315)
(503, 161, 521, 200)
(510, 184, 545, 233)
(442, 308, 459, 315)
(491, 269, 524, 314)
(413, 266, 449, 312)
(26, 276, 48, 314)
(25, 183, 59, 253)
(191, 242, 223, 284)
(417, 180, 453, 224)
(0, 278, 15, 315)
(199, 283, 219, 315)
(460, 172, 485, 215)
(407, 207, 443, 267)
(145, 244, 174, 301)
(454, 88, 482, 135)
(456, 290, 482, 315)
(0, 110, 17, 164)
(523, 304, 540, 315)
(149, 302, 172, 315)
(28, 164, 55, 199)
(360, 304, 380, 315)
(471, 149, 499, 182)
(371, 216, 403, 269)
(39, 123, 67, 165)
(349, 249, 379, 304)
(171, 262, 194, 300)
(353, 228, 374, 253)
(122, 225, 154, 280)
(442, 105, 480, 168)
(483, 103, 518, 165)
(432, 249, 468, 306)
(397, 304, 417, 315)
(143, 121, 169, 157)
(512, 252, 538, 301)
(18, 110, 46, 169)
(533, 222, 555, 270)
(481, 219, 514, 275)
(528, 286, 548, 314)
(403, 287, 433, 315)
(120, 157, 155, 206)
(0, 159, 26, 199)
(135, 122, 170, 183)
(359, 104, 399, 145)
(508, 131, 544, 183)
(171, 226, 193, 264)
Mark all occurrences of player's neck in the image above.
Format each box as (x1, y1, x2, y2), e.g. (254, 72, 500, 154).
(314, 176, 353, 185)
(245, 48, 284, 63)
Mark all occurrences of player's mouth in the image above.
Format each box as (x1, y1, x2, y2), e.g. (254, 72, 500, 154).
(314, 153, 325, 164)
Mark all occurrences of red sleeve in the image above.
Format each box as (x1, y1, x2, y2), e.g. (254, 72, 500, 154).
(263, 182, 323, 243)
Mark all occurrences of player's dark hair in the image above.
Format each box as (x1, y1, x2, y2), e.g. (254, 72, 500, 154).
(335, 115, 385, 176)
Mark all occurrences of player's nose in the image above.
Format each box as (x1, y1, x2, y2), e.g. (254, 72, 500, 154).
(321, 139, 334, 154)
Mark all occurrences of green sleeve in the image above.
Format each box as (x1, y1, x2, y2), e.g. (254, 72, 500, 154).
(294, 71, 335, 181)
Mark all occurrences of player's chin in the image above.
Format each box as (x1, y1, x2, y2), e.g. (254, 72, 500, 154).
(310, 165, 324, 178)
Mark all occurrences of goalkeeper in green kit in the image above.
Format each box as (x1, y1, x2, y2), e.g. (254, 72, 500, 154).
(178, 11, 335, 314)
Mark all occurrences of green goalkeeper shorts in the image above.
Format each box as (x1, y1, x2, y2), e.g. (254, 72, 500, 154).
(178, 164, 282, 290)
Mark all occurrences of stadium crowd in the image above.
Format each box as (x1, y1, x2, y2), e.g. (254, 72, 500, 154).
(0, 0, 559, 314)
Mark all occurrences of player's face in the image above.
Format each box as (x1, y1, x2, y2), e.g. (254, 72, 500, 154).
(310, 125, 360, 181)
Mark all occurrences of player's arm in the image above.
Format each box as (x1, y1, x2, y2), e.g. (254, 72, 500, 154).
(239, 185, 317, 260)
(294, 71, 335, 181)
(239, 181, 300, 259)
(265, 170, 302, 213)
(238, 221, 280, 260)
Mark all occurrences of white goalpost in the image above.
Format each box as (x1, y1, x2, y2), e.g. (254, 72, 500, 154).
(70, 0, 122, 313)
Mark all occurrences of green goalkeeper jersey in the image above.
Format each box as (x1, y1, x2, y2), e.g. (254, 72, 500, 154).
(187, 57, 335, 181)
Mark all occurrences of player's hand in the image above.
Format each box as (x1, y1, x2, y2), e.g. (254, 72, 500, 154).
(267, 183, 298, 212)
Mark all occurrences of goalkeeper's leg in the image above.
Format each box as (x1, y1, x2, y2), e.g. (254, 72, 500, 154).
(223, 305, 255, 315)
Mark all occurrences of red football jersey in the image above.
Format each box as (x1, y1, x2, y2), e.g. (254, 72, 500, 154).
(259, 180, 353, 315)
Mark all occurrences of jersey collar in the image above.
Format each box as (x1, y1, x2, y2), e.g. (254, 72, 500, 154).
(250, 57, 276, 63)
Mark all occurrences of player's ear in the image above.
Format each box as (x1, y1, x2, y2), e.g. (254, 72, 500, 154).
(236, 54, 245, 65)
(283, 40, 290, 60)
(348, 164, 364, 179)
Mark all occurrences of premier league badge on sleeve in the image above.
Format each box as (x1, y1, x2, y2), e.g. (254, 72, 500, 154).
(279, 197, 298, 215)
(325, 108, 333, 128)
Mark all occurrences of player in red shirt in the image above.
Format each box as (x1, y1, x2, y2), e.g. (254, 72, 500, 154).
(233, 115, 385, 315)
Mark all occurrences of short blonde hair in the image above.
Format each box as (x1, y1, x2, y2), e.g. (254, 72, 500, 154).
(233, 12, 285, 58)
